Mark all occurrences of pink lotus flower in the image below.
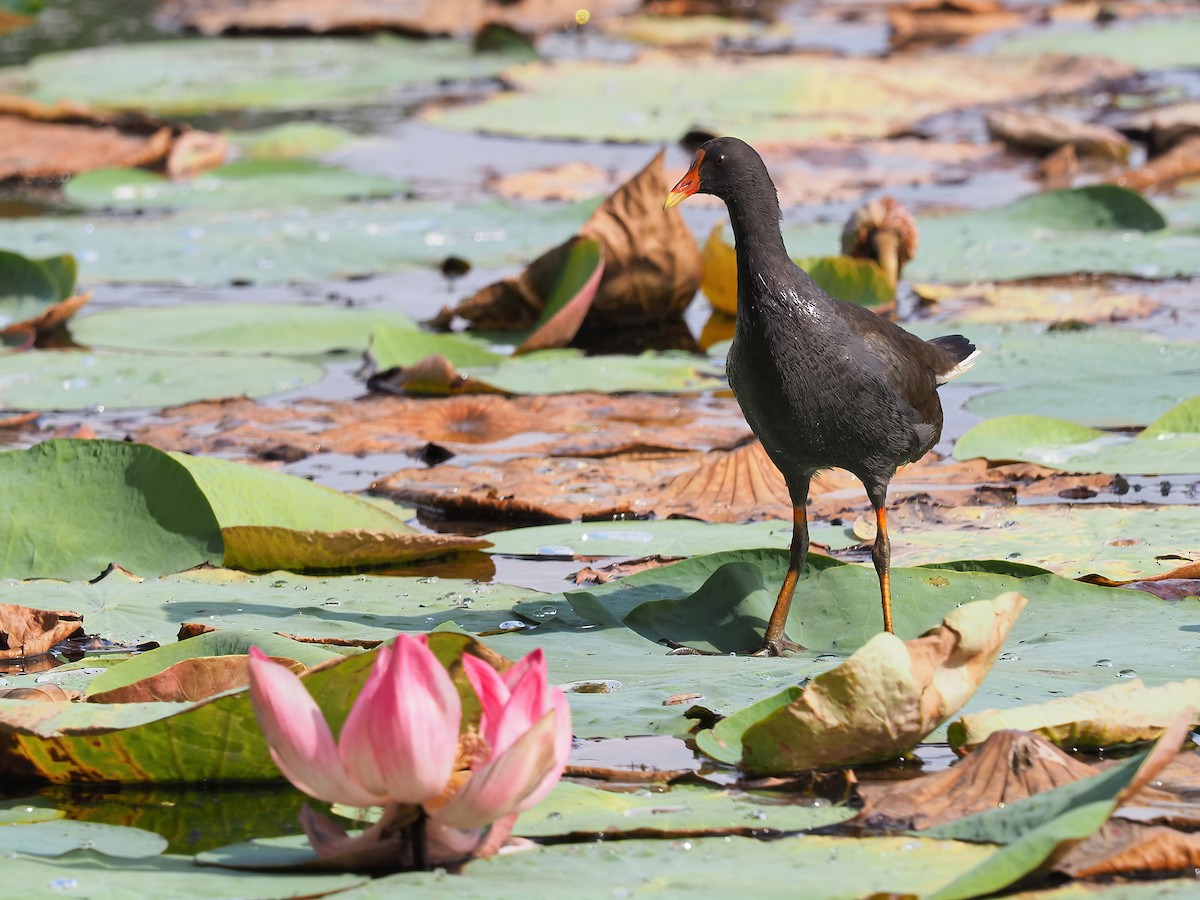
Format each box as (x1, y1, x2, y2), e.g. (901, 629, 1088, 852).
(432, 649, 572, 830)
(247, 633, 461, 810)
(247, 636, 572, 872)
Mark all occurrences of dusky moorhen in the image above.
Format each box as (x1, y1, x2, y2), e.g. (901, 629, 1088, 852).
(665, 137, 978, 656)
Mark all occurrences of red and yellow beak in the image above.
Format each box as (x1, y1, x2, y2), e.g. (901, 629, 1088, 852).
(664, 149, 704, 210)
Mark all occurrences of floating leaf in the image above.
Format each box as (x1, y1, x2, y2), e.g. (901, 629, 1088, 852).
(514, 238, 604, 354)
(923, 718, 1190, 900)
(230, 122, 357, 160)
(0, 248, 87, 334)
(0, 440, 222, 581)
(220, 526, 489, 572)
(63, 160, 406, 212)
(998, 15, 1200, 70)
(949, 679, 1200, 752)
(0, 820, 167, 859)
(954, 397, 1200, 474)
(914, 282, 1156, 325)
(4, 36, 524, 114)
(71, 303, 417, 356)
(0, 605, 83, 660)
(0, 348, 322, 411)
(694, 593, 1025, 773)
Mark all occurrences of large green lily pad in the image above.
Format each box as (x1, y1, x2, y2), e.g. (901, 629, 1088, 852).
(0, 820, 167, 859)
(0, 36, 521, 114)
(782, 188, 1200, 283)
(71, 303, 415, 357)
(0, 347, 322, 411)
(0, 440, 222, 581)
(998, 15, 1200, 70)
(0, 248, 77, 328)
(954, 398, 1200, 475)
(0, 198, 595, 285)
(64, 161, 407, 212)
(426, 51, 1128, 143)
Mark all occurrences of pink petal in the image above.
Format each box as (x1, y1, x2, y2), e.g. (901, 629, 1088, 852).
(431, 708, 561, 831)
(489, 658, 550, 758)
(337, 642, 393, 797)
(514, 690, 573, 812)
(247, 647, 385, 808)
(345, 634, 461, 805)
(500, 648, 545, 691)
(463, 654, 509, 731)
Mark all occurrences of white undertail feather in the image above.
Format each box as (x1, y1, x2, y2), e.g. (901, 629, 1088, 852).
(936, 349, 981, 385)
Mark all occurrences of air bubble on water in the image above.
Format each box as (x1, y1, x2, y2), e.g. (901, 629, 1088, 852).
(84, 403, 105, 414)
(533, 605, 558, 620)
(50, 879, 78, 890)
(672, 840, 693, 851)
(1117, 668, 1137, 678)
(497, 620, 527, 631)
(271, 580, 287, 588)
(813, 654, 839, 664)
(1094, 658, 1113, 667)
(536, 545, 573, 556)
(997, 652, 1018, 662)
(209, 615, 221, 621)
(418, 576, 440, 584)
(294, 585, 307, 591)
(322, 599, 339, 607)
(61, 377, 89, 391)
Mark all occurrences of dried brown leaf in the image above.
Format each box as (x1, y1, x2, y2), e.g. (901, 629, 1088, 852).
(0, 605, 84, 660)
(1114, 135, 1200, 192)
(87, 655, 304, 704)
(450, 151, 702, 330)
(1059, 819, 1200, 878)
(856, 729, 1098, 831)
(159, 0, 639, 36)
(986, 108, 1130, 161)
(889, 0, 1024, 50)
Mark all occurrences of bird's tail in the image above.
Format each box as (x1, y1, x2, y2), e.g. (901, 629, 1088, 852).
(928, 334, 980, 385)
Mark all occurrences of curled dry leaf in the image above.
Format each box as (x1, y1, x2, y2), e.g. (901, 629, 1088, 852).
(159, 0, 639, 37)
(87, 655, 304, 704)
(0, 94, 224, 180)
(1058, 819, 1200, 878)
(220, 526, 490, 572)
(696, 593, 1026, 774)
(913, 282, 1156, 325)
(1114, 135, 1200, 193)
(0, 604, 84, 660)
(166, 130, 231, 179)
(446, 150, 702, 330)
(888, 0, 1024, 50)
(0, 684, 77, 702)
(985, 108, 1130, 162)
(948, 679, 1200, 752)
(856, 729, 1100, 831)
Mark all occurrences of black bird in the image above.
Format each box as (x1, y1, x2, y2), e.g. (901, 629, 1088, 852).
(665, 137, 978, 656)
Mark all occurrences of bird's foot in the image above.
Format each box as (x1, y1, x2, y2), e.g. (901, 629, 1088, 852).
(751, 634, 805, 657)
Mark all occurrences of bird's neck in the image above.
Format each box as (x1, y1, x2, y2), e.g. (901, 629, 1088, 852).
(725, 189, 790, 319)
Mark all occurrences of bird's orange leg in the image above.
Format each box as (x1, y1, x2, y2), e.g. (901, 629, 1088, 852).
(871, 505, 894, 634)
(755, 483, 810, 656)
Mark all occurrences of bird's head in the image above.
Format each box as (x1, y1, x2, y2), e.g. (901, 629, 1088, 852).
(663, 137, 769, 210)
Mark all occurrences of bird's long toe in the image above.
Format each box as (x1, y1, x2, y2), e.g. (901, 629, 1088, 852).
(751, 633, 805, 657)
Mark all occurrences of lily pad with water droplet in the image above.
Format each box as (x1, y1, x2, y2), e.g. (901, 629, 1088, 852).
(0, 347, 322, 411)
(954, 397, 1200, 475)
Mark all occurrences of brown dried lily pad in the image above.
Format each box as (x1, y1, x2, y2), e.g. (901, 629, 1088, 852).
(159, 0, 639, 37)
(442, 150, 702, 330)
(0, 605, 84, 660)
(855, 729, 1099, 831)
(1057, 819, 1200, 878)
(129, 393, 750, 462)
(985, 108, 1130, 162)
(220, 526, 490, 572)
(888, 0, 1024, 50)
(0, 94, 225, 181)
(87, 655, 304, 704)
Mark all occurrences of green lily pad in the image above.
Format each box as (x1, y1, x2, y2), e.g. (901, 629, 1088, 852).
(230, 122, 359, 160)
(368, 323, 507, 369)
(64, 161, 407, 212)
(169, 451, 413, 533)
(5, 850, 366, 897)
(998, 15, 1200, 70)
(0, 198, 594, 285)
(339, 834, 994, 899)
(0, 347, 322, 411)
(0, 439, 222, 581)
(782, 187, 1200, 283)
(0, 249, 76, 326)
(514, 781, 853, 838)
(0, 631, 487, 784)
(966, 376, 1198, 428)
(426, 51, 1128, 144)
(0, 798, 63, 825)
(0, 36, 522, 114)
(71, 303, 416, 356)
(0, 821, 167, 859)
(954, 397, 1200, 474)
(481, 519, 857, 558)
(82, 630, 341, 700)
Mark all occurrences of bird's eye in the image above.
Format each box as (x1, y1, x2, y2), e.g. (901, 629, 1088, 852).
(714, 154, 726, 167)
